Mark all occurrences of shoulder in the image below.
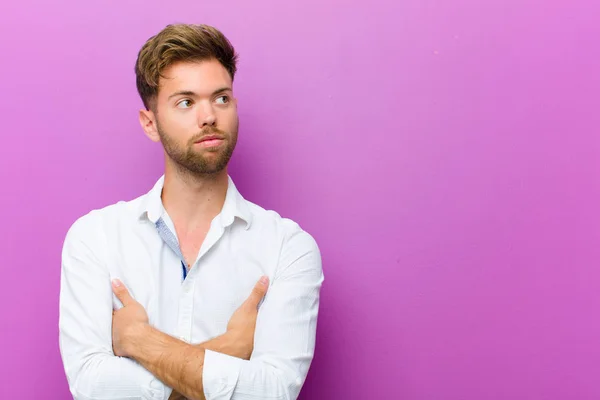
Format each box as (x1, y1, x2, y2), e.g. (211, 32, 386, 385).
(245, 200, 321, 271)
(247, 200, 317, 242)
(63, 195, 146, 246)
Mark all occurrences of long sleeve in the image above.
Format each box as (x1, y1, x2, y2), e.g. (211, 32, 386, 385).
(202, 227, 324, 400)
(58, 213, 171, 400)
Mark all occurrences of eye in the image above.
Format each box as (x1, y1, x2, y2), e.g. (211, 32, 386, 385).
(176, 99, 193, 109)
(215, 95, 230, 105)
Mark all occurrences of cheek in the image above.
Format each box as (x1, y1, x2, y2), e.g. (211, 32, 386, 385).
(218, 108, 239, 131)
(162, 110, 197, 132)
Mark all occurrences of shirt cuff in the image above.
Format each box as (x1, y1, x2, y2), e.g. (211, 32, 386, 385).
(147, 377, 169, 400)
(203, 349, 244, 400)
(160, 386, 173, 400)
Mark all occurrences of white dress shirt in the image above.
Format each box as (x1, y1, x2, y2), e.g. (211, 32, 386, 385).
(58, 175, 324, 400)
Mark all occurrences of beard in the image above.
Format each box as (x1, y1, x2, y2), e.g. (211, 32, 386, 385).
(157, 121, 238, 176)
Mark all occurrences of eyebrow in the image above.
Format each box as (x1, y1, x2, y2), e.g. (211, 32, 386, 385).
(168, 87, 232, 100)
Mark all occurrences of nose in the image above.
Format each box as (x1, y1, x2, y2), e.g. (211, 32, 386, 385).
(197, 102, 216, 127)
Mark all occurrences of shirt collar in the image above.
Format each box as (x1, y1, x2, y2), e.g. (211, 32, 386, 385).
(138, 175, 253, 230)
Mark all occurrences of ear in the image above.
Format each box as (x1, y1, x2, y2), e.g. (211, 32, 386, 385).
(139, 108, 160, 143)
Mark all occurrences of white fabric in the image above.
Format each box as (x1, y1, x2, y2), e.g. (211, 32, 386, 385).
(59, 176, 324, 400)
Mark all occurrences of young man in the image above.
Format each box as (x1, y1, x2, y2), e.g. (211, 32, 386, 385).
(59, 24, 324, 400)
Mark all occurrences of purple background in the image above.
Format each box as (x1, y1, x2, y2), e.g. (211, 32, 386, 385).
(1, 0, 599, 399)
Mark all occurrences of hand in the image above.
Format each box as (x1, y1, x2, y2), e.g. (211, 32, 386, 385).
(111, 279, 150, 357)
(225, 276, 269, 360)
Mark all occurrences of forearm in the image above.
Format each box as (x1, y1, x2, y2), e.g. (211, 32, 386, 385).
(128, 326, 247, 400)
(167, 333, 246, 400)
(197, 330, 250, 360)
(126, 325, 206, 400)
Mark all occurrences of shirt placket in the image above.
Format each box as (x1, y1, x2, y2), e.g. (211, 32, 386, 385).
(155, 218, 193, 342)
(155, 216, 227, 343)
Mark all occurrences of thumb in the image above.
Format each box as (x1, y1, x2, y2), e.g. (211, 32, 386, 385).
(112, 279, 134, 307)
(244, 276, 269, 310)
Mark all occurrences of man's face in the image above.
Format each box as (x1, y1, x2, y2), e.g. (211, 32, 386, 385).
(153, 59, 238, 175)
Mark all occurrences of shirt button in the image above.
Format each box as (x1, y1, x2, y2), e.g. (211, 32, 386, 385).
(150, 379, 161, 389)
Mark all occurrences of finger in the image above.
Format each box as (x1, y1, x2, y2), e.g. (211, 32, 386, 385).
(244, 276, 269, 310)
(111, 279, 134, 307)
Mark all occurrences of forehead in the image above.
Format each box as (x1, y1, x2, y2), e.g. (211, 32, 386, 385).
(158, 59, 232, 97)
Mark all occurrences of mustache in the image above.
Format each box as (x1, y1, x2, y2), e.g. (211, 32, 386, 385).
(188, 127, 227, 145)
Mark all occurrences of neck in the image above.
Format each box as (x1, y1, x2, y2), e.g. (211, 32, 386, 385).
(161, 161, 229, 233)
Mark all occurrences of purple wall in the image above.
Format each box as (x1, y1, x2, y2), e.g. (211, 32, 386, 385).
(1, 0, 599, 399)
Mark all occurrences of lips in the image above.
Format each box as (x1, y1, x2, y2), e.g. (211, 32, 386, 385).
(195, 134, 225, 144)
(193, 134, 225, 148)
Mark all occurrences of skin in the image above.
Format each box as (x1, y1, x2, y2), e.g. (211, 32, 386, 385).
(139, 58, 240, 267)
(112, 59, 267, 400)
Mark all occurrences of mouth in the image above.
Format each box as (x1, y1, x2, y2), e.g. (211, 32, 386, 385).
(194, 134, 225, 148)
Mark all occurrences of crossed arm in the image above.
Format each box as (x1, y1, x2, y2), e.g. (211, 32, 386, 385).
(59, 217, 323, 400)
(110, 277, 268, 400)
